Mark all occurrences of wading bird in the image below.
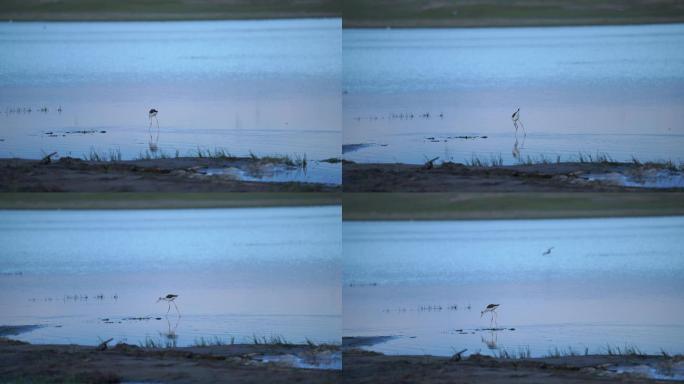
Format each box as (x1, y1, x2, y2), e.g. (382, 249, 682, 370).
(148, 108, 160, 152)
(157, 294, 180, 316)
(542, 247, 554, 256)
(512, 108, 526, 137)
(481, 304, 500, 328)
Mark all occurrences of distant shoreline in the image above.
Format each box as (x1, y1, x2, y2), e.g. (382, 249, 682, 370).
(1, 14, 339, 22)
(343, 17, 684, 29)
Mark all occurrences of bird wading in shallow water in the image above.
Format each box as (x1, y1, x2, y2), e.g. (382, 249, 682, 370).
(481, 304, 500, 328)
(157, 294, 180, 316)
(148, 108, 160, 152)
(512, 108, 526, 136)
(543, 247, 555, 256)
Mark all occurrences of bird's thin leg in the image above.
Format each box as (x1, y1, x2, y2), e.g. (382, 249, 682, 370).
(494, 311, 499, 328)
(149, 118, 154, 142)
(155, 116, 160, 142)
(166, 302, 171, 315)
(173, 301, 181, 317)
(519, 120, 526, 137)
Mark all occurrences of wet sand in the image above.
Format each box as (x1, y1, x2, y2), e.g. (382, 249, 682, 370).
(0, 337, 340, 383)
(0, 157, 339, 192)
(342, 346, 683, 383)
(343, 162, 684, 192)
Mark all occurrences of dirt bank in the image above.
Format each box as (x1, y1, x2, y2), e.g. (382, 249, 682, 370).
(0, 337, 340, 383)
(0, 157, 339, 192)
(342, 0, 684, 28)
(342, 192, 684, 221)
(342, 346, 683, 383)
(343, 162, 684, 192)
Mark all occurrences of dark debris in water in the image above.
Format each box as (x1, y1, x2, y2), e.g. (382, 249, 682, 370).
(425, 135, 487, 143)
(121, 317, 163, 321)
(43, 130, 107, 137)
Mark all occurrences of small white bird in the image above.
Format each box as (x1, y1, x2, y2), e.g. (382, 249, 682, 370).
(157, 294, 180, 316)
(542, 247, 554, 256)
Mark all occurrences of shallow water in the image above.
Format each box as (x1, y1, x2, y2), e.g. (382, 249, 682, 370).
(343, 216, 684, 357)
(0, 206, 341, 346)
(0, 19, 341, 184)
(343, 24, 684, 165)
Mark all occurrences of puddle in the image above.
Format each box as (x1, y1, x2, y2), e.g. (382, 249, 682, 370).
(586, 169, 684, 189)
(342, 143, 387, 154)
(256, 350, 342, 370)
(0, 324, 45, 336)
(608, 361, 684, 381)
(200, 164, 308, 184)
(200, 162, 340, 185)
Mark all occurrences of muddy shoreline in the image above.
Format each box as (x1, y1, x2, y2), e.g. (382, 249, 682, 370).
(342, 337, 684, 383)
(0, 157, 339, 192)
(0, 337, 340, 383)
(343, 348, 683, 383)
(343, 162, 684, 192)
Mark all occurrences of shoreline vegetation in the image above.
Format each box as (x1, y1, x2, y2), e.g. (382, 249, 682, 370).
(0, 0, 340, 21)
(343, 348, 683, 383)
(342, 0, 684, 28)
(0, 337, 340, 383)
(0, 154, 340, 192)
(343, 160, 684, 193)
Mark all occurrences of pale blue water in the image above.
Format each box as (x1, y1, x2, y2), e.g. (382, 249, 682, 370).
(343, 216, 684, 357)
(0, 19, 341, 184)
(0, 206, 341, 346)
(343, 24, 684, 165)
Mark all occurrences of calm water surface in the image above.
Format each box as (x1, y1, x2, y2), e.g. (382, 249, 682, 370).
(344, 24, 684, 165)
(343, 216, 684, 357)
(0, 206, 341, 346)
(0, 19, 341, 184)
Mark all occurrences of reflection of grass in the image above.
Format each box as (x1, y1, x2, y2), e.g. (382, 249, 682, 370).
(343, 192, 684, 221)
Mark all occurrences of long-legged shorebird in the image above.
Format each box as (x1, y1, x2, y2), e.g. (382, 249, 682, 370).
(157, 293, 180, 316)
(481, 304, 500, 328)
(542, 247, 554, 256)
(512, 108, 526, 137)
(148, 108, 159, 151)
